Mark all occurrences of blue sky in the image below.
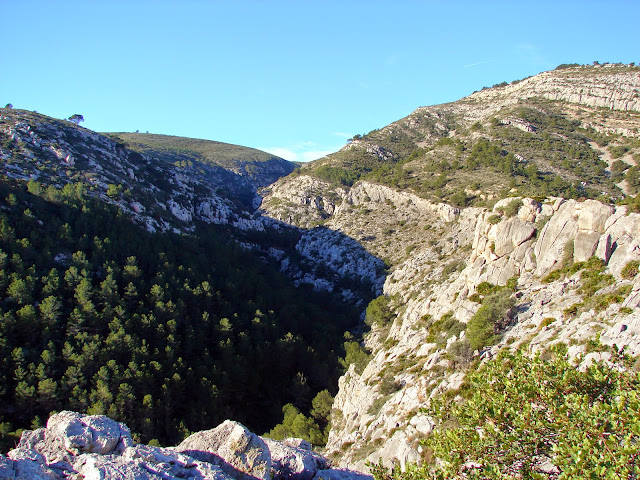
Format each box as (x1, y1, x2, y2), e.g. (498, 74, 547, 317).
(2, 1, 638, 162)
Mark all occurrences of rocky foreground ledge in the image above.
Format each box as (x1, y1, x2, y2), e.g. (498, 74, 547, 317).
(0, 411, 372, 480)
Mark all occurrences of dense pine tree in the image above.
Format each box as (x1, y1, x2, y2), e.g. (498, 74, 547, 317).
(0, 178, 360, 449)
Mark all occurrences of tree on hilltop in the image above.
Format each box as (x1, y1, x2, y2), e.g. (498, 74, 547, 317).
(68, 114, 84, 127)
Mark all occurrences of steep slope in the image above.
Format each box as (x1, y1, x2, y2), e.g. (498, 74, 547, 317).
(0, 109, 268, 232)
(260, 63, 640, 473)
(0, 110, 380, 303)
(323, 195, 640, 471)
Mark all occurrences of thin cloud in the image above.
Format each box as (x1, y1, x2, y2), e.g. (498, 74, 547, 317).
(260, 144, 342, 163)
(463, 60, 493, 68)
(261, 147, 299, 162)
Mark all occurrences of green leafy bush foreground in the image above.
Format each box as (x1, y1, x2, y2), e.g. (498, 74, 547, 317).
(372, 349, 640, 479)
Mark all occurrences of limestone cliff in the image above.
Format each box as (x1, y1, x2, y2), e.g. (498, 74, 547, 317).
(262, 173, 640, 471)
(260, 64, 640, 469)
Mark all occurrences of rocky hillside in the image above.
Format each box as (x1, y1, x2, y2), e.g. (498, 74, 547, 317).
(323, 194, 640, 470)
(260, 64, 640, 472)
(0, 109, 272, 233)
(1, 411, 369, 480)
(264, 63, 640, 211)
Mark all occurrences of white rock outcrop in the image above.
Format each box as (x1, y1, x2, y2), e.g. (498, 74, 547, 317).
(325, 196, 640, 471)
(176, 420, 272, 480)
(0, 412, 368, 480)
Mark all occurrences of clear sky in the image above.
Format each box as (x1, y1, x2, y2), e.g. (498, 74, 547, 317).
(2, 1, 638, 162)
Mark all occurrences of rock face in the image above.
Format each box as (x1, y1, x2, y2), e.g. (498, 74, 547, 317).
(0, 412, 368, 480)
(317, 196, 640, 472)
(176, 421, 273, 480)
(260, 165, 640, 473)
(471, 65, 640, 113)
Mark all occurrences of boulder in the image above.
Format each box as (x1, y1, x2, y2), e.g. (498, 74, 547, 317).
(603, 209, 640, 245)
(595, 234, 613, 262)
(608, 235, 640, 277)
(517, 198, 541, 223)
(73, 453, 155, 480)
(176, 420, 272, 480)
(4, 449, 60, 480)
(408, 414, 435, 435)
(313, 470, 373, 480)
(493, 197, 521, 213)
(364, 430, 419, 472)
(576, 200, 614, 232)
(6, 413, 356, 480)
(283, 438, 312, 451)
(534, 200, 579, 276)
(263, 437, 327, 480)
(15, 411, 133, 466)
(0, 456, 16, 480)
(574, 230, 601, 262)
(492, 217, 535, 257)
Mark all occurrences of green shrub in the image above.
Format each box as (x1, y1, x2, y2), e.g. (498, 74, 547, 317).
(468, 293, 483, 303)
(610, 145, 629, 158)
(449, 190, 469, 207)
(555, 63, 581, 69)
(610, 159, 628, 174)
(466, 290, 515, 351)
(621, 260, 640, 279)
(314, 165, 359, 186)
(505, 276, 519, 291)
(265, 403, 326, 446)
(498, 199, 521, 217)
(365, 295, 394, 327)
(579, 259, 613, 296)
(476, 281, 496, 296)
(379, 376, 404, 396)
(426, 313, 466, 347)
(593, 285, 633, 312)
(487, 214, 501, 224)
(442, 259, 465, 278)
(447, 338, 473, 365)
(566, 260, 586, 276)
(563, 303, 581, 317)
(339, 340, 371, 374)
(540, 317, 556, 328)
(371, 349, 640, 479)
